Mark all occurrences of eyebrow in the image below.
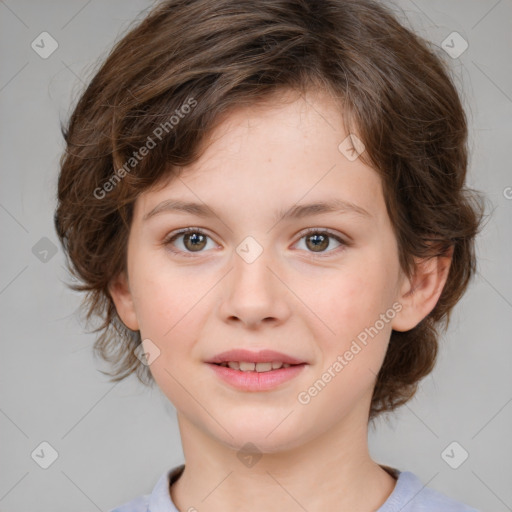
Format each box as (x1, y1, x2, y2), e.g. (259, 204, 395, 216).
(143, 197, 372, 223)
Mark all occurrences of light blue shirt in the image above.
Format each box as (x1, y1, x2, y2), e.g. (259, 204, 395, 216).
(109, 464, 480, 512)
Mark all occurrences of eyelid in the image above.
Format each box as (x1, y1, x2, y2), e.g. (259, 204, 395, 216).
(295, 226, 345, 240)
(293, 227, 348, 257)
(162, 227, 217, 258)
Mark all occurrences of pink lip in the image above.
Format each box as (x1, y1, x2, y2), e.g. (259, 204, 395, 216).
(206, 349, 306, 365)
(206, 362, 307, 392)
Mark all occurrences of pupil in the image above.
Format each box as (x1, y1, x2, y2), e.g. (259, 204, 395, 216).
(185, 233, 206, 251)
(308, 233, 328, 251)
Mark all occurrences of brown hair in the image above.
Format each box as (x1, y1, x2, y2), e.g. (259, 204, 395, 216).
(55, 0, 486, 420)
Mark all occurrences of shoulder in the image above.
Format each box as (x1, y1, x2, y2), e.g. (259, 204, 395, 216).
(107, 464, 184, 512)
(107, 492, 149, 512)
(379, 469, 480, 512)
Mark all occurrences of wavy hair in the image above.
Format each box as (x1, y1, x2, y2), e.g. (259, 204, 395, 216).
(54, 0, 486, 420)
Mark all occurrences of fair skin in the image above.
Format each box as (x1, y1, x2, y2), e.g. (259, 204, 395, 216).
(110, 88, 452, 512)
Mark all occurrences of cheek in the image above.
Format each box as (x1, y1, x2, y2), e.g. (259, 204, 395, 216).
(128, 246, 201, 332)
(315, 268, 390, 333)
(129, 259, 215, 374)
(310, 257, 396, 369)
(303, 274, 393, 410)
(129, 261, 179, 341)
(132, 270, 206, 391)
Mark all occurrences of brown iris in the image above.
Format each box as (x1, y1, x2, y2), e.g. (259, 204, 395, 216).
(183, 232, 207, 252)
(305, 233, 329, 252)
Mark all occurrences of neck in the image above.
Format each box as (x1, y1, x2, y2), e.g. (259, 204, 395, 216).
(170, 409, 396, 512)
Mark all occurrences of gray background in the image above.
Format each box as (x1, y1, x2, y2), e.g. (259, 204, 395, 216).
(0, 0, 511, 510)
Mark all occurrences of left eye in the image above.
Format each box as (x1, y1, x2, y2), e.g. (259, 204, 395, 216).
(163, 228, 346, 257)
(294, 229, 346, 256)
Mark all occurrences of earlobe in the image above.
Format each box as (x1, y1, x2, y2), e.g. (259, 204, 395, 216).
(391, 246, 454, 332)
(108, 271, 140, 331)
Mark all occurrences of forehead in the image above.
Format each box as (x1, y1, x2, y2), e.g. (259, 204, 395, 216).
(135, 88, 385, 224)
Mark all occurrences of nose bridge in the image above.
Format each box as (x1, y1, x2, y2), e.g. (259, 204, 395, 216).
(221, 235, 289, 325)
(234, 240, 273, 290)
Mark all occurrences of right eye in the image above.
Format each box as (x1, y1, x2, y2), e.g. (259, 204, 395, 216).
(163, 227, 218, 257)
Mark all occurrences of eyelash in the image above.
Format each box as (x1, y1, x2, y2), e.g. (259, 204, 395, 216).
(162, 227, 348, 258)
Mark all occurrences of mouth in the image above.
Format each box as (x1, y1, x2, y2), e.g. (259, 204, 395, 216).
(206, 361, 307, 392)
(206, 348, 307, 366)
(205, 349, 308, 391)
(210, 361, 304, 372)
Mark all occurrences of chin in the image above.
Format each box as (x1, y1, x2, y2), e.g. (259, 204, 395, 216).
(214, 420, 310, 455)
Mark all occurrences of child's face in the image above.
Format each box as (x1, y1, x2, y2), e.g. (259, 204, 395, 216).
(113, 89, 410, 452)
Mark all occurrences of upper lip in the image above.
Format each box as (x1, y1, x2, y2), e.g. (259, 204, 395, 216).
(206, 349, 307, 365)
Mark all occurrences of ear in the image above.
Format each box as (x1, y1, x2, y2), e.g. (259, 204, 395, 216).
(108, 271, 139, 331)
(391, 245, 454, 332)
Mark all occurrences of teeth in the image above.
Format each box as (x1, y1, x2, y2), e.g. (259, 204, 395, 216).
(219, 361, 292, 372)
(254, 362, 272, 372)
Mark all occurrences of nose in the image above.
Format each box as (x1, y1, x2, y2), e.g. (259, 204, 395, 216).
(219, 244, 291, 329)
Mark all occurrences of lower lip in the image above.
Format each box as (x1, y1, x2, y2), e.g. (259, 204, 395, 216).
(206, 363, 307, 391)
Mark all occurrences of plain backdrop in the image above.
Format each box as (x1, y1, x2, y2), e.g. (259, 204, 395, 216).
(0, 0, 511, 511)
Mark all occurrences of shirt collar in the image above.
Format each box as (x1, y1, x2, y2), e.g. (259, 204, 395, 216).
(148, 464, 185, 512)
(147, 464, 409, 512)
